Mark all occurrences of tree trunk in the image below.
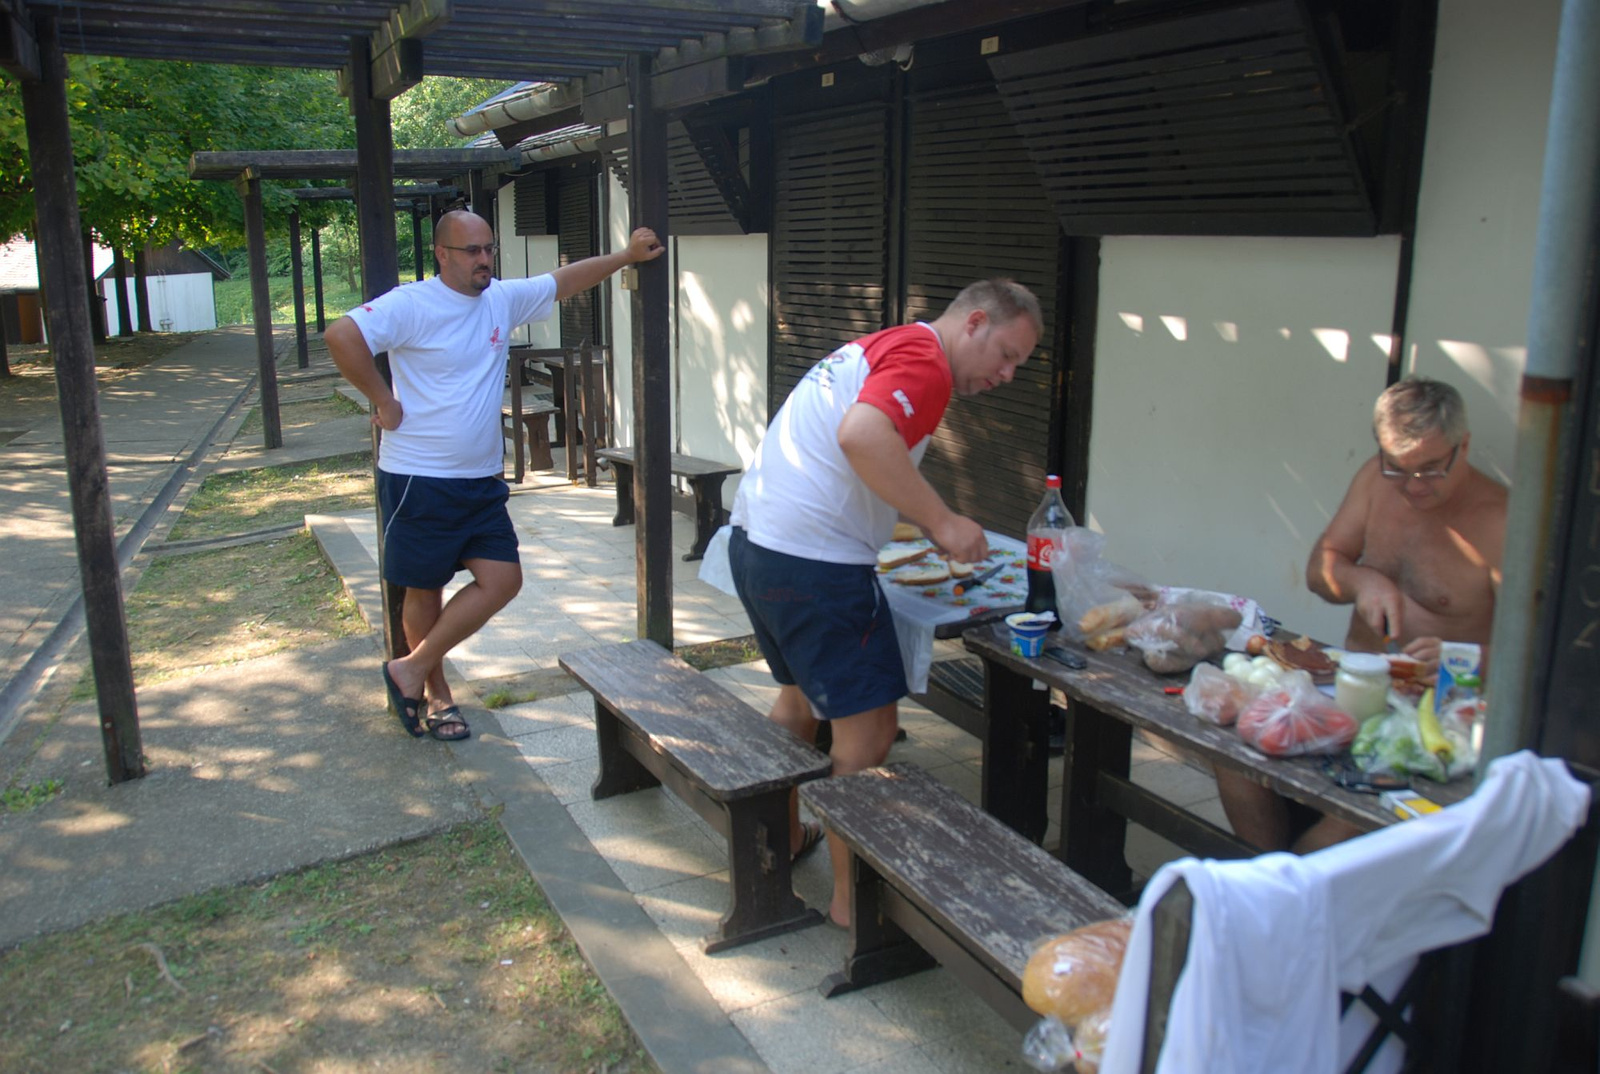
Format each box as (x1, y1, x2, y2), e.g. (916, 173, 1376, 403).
(112, 247, 133, 337)
(133, 246, 152, 332)
(82, 230, 107, 343)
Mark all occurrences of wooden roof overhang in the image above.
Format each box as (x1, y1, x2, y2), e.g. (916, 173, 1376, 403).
(187, 147, 517, 182)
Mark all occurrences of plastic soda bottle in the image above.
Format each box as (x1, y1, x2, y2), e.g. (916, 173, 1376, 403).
(1026, 474, 1073, 619)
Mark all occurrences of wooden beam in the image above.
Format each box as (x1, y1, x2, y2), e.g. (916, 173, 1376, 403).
(371, 36, 424, 100)
(349, 35, 407, 664)
(239, 176, 283, 450)
(311, 228, 325, 333)
(337, 0, 449, 99)
(491, 105, 585, 148)
(20, 13, 142, 783)
(411, 204, 424, 282)
(288, 210, 308, 369)
(627, 54, 673, 647)
(0, 0, 39, 81)
(188, 148, 516, 181)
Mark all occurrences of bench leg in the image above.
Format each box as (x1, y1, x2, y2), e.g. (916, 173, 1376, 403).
(820, 852, 936, 997)
(590, 703, 661, 800)
(705, 790, 822, 953)
(684, 474, 730, 562)
(1059, 701, 1134, 899)
(980, 661, 1052, 843)
(610, 462, 636, 528)
(524, 415, 553, 471)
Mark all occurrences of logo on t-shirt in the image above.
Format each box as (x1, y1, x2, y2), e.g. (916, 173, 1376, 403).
(892, 389, 915, 418)
(489, 326, 501, 346)
(362, 305, 373, 313)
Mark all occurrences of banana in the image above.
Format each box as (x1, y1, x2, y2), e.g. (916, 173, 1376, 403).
(1416, 687, 1452, 765)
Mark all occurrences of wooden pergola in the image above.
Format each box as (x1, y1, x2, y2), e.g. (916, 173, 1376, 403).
(0, 0, 823, 783)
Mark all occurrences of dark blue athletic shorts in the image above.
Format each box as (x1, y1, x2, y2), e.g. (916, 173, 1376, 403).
(728, 526, 906, 720)
(377, 469, 518, 590)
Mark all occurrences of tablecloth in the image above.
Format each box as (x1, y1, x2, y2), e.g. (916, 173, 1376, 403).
(698, 525, 1028, 693)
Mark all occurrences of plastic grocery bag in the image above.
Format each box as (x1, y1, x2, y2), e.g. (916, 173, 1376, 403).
(1019, 916, 1130, 1074)
(1048, 528, 1154, 644)
(1351, 694, 1482, 782)
(1125, 593, 1243, 675)
(1182, 662, 1261, 726)
(1236, 679, 1360, 757)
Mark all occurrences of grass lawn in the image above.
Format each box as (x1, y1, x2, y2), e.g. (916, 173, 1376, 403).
(166, 452, 373, 543)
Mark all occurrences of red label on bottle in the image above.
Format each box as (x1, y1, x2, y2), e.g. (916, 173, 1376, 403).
(1028, 534, 1056, 571)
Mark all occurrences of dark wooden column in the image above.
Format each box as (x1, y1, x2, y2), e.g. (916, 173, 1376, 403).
(288, 210, 308, 369)
(21, 15, 143, 783)
(239, 174, 282, 449)
(111, 247, 133, 336)
(81, 230, 106, 343)
(627, 54, 673, 647)
(411, 204, 426, 280)
(0, 300, 11, 377)
(350, 35, 404, 660)
(311, 228, 326, 332)
(132, 246, 152, 332)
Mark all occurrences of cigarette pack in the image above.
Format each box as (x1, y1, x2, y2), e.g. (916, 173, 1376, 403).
(1379, 789, 1443, 821)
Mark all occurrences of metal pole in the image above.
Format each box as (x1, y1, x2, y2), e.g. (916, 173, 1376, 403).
(21, 14, 143, 782)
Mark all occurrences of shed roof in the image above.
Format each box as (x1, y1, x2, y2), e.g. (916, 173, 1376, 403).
(0, 238, 113, 291)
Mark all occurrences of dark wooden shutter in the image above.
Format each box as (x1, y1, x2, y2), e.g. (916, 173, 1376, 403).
(556, 166, 598, 347)
(513, 171, 549, 236)
(770, 101, 890, 414)
(903, 85, 1061, 539)
(599, 122, 744, 234)
(990, 0, 1375, 236)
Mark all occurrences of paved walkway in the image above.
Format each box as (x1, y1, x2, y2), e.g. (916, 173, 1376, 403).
(0, 328, 1228, 1074)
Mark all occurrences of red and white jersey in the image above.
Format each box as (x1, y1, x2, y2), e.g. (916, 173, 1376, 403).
(731, 322, 952, 564)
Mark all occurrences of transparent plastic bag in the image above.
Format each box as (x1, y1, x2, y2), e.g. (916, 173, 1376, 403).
(1048, 528, 1154, 645)
(1236, 678, 1359, 757)
(1023, 1010, 1110, 1074)
(1125, 594, 1243, 675)
(1351, 693, 1482, 782)
(1183, 662, 1261, 726)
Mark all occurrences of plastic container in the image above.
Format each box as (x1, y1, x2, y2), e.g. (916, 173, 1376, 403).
(1026, 475, 1074, 620)
(1007, 612, 1055, 658)
(1335, 652, 1391, 720)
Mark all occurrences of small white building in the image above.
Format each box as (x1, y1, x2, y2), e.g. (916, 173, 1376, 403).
(100, 244, 229, 335)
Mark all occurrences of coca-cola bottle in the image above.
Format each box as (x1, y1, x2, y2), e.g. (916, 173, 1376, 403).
(1026, 474, 1074, 621)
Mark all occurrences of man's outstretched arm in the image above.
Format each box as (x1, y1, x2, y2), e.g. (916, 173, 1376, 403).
(550, 227, 664, 302)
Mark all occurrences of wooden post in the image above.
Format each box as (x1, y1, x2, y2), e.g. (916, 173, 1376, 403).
(240, 175, 282, 449)
(350, 35, 405, 661)
(0, 300, 11, 377)
(627, 54, 673, 648)
(111, 247, 133, 336)
(21, 14, 143, 783)
(288, 210, 308, 369)
(132, 246, 152, 332)
(411, 203, 424, 281)
(311, 227, 326, 332)
(81, 230, 106, 343)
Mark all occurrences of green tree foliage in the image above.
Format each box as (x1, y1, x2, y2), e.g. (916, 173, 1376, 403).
(0, 58, 353, 250)
(392, 77, 512, 150)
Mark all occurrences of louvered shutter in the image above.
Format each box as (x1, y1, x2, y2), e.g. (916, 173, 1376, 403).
(599, 122, 744, 234)
(513, 172, 548, 236)
(556, 166, 599, 347)
(770, 102, 890, 414)
(990, 0, 1375, 236)
(903, 85, 1061, 538)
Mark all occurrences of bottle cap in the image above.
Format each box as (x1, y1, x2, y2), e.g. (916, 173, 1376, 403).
(1046, 474, 1061, 489)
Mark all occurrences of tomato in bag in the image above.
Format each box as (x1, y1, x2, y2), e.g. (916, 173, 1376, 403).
(1236, 686, 1359, 757)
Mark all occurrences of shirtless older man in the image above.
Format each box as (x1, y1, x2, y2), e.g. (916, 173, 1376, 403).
(1218, 377, 1506, 852)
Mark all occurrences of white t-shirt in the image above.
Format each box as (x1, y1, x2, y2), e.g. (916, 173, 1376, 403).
(345, 275, 557, 478)
(730, 323, 952, 565)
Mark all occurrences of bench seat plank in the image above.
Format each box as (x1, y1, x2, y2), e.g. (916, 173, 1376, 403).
(560, 640, 829, 800)
(595, 446, 742, 561)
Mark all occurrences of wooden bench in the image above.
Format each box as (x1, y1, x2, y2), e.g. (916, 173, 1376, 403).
(559, 639, 834, 953)
(502, 401, 558, 473)
(595, 446, 741, 562)
(801, 762, 1124, 1031)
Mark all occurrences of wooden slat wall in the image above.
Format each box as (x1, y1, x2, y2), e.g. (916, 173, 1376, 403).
(770, 102, 890, 414)
(557, 166, 599, 346)
(513, 171, 548, 236)
(989, 0, 1375, 237)
(903, 86, 1060, 539)
(600, 123, 743, 234)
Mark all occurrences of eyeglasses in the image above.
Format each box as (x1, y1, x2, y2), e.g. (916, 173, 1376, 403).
(1379, 444, 1459, 481)
(439, 243, 498, 257)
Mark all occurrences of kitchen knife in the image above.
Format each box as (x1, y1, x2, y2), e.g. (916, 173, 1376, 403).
(952, 561, 1007, 596)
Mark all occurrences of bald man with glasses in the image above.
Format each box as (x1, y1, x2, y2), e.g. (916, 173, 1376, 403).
(326, 209, 662, 742)
(1218, 376, 1506, 852)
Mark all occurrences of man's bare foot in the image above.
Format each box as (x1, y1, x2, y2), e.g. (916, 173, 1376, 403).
(386, 657, 426, 702)
(827, 904, 850, 930)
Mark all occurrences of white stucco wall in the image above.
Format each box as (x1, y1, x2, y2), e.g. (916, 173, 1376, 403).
(1399, 0, 1560, 484)
(1086, 236, 1400, 643)
(495, 183, 561, 347)
(101, 272, 217, 334)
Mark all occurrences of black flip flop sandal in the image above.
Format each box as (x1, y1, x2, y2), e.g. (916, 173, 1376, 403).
(792, 820, 825, 864)
(423, 705, 471, 742)
(382, 662, 425, 737)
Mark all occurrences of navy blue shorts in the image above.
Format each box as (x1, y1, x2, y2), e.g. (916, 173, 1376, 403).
(728, 527, 906, 720)
(377, 469, 518, 590)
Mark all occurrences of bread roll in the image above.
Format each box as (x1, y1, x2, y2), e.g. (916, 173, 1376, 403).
(1020, 917, 1131, 1026)
(1084, 627, 1126, 651)
(892, 561, 951, 585)
(892, 521, 922, 542)
(1078, 594, 1143, 636)
(947, 559, 974, 579)
(877, 543, 930, 571)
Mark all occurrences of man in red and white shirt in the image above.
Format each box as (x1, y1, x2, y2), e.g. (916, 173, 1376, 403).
(728, 279, 1041, 927)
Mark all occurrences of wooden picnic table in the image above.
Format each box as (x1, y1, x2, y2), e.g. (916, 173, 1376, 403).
(961, 621, 1472, 900)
